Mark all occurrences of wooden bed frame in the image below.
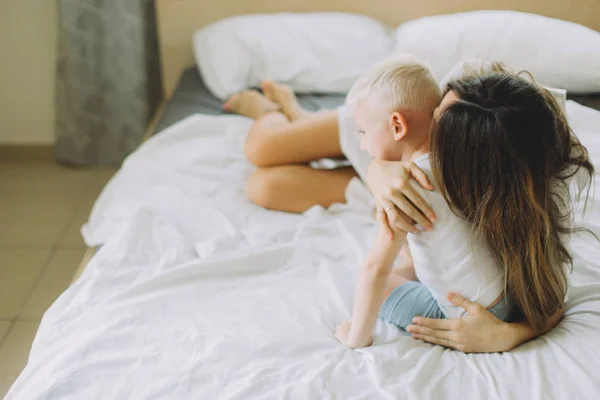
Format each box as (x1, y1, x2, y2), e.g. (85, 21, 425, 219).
(72, 0, 600, 283)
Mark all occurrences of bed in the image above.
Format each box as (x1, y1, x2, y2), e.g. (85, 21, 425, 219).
(70, 66, 600, 284)
(156, 67, 600, 137)
(11, 0, 600, 398)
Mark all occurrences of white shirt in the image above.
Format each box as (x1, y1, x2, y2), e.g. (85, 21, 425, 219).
(407, 154, 505, 318)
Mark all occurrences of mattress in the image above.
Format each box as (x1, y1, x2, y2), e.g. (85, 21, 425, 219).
(7, 100, 600, 399)
(153, 68, 347, 135)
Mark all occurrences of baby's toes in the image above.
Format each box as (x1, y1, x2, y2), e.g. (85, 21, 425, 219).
(222, 93, 240, 110)
(261, 81, 276, 99)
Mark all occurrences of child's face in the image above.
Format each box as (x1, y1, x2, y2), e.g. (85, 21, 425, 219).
(352, 103, 398, 160)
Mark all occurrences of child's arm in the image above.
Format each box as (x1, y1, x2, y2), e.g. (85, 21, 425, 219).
(341, 228, 407, 348)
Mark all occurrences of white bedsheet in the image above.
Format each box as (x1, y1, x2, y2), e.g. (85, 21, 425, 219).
(7, 102, 600, 399)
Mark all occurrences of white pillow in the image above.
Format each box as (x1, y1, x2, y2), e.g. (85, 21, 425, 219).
(394, 11, 600, 93)
(194, 13, 393, 99)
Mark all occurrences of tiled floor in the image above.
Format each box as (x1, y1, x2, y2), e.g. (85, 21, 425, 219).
(0, 159, 117, 396)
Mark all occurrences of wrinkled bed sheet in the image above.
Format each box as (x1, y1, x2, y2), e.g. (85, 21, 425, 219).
(7, 101, 600, 399)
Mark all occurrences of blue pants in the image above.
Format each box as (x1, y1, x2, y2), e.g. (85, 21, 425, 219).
(378, 281, 515, 330)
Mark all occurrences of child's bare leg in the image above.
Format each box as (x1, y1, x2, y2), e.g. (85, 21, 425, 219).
(225, 83, 354, 212)
(383, 273, 412, 299)
(383, 244, 417, 297)
(261, 80, 313, 122)
(224, 83, 343, 167)
(392, 243, 417, 280)
(390, 266, 417, 283)
(244, 110, 342, 167)
(247, 166, 357, 213)
(222, 90, 280, 119)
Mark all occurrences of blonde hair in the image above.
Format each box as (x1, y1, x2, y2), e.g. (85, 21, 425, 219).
(346, 54, 441, 116)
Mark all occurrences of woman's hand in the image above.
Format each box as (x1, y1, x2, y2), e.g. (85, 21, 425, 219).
(366, 159, 436, 239)
(407, 293, 508, 352)
(406, 293, 565, 353)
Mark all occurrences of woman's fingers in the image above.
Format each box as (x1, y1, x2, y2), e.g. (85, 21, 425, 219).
(408, 316, 454, 331)
(406, 163, 436, 223)
(406, 325, 456, 340)
(382, 200, 418, 233)
(409, 162, 434, 190)
(447, 293, 484, 315)
(387, 204, 417, 232)
(396, 186, 436, 226)
(396, 212, 416, 230)
(411, 333, 457, 350)
(389, 192, 432, 231)
(408, 319, 461, 350)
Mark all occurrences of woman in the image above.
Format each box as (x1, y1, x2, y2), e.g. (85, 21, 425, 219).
(224, 64, 590, 351)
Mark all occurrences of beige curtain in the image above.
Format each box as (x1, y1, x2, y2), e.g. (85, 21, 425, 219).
(55, 0, 162, 166)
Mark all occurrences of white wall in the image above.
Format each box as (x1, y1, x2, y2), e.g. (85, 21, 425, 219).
(0, 0, 57, 145)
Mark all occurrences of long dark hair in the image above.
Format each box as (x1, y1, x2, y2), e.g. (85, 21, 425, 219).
(430, 72, 594, 331)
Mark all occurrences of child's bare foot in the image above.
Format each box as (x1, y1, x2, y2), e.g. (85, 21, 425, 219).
(261, 81, 312, 121)
(223, 90, 280, 119)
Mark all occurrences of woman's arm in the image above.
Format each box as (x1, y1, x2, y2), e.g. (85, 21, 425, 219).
(336, 228, 406, 348)
(406, 293, 565, 353)
(366, 159, 437, 238)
